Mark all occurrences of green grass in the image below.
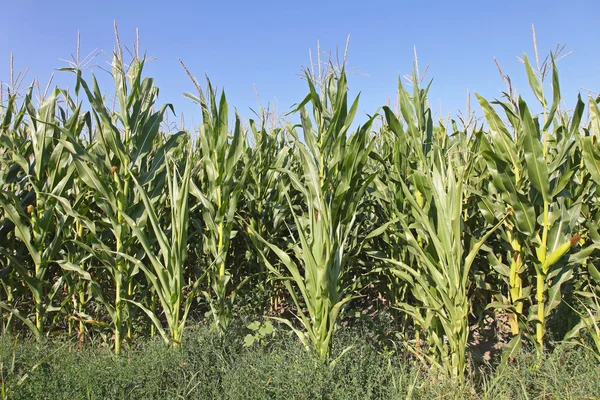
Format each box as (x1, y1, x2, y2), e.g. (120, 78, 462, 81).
(2, 321, 600, 399)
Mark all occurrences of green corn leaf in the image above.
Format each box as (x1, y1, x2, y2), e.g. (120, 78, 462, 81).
(520, 97, 550, 203)
(523, 53, 546, 107)
(476, 94, 518, 164)
(591, 96, 600, 138)
(581, 137, 600, 185)
(543, 55, 560, 131)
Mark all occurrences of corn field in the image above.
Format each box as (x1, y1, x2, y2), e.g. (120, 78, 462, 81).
(1, 35, 600, 383)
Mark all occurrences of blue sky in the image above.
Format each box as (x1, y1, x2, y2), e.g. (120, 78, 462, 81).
(1, 0, 598, 129)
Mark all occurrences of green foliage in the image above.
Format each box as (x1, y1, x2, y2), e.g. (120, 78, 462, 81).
(186, 78, 247, 334)
(2, 327, 600, 399)
(476, 55, 587, 356)
(248, 69, 376, 360)
(2, 30, 600, 389)
(243, 320, 275, 347)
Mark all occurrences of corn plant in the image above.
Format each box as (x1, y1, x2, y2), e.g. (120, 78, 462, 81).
(368, 73, 436, 318)
(57, 170, 95, 341)
(564, 95, 600, 359)
(119, 140, 195, 346)
(0, 87, 79, 339)
(366, 68, 507, 380)
(249, 70, 376, 360)
(1, 91, 32, 334)
(477, 54, 586, 352)
(59, 53, 184, 353)
(240, 118, 294, 313)
(185, 78, 247, 333)
(374, 123, 505, 379)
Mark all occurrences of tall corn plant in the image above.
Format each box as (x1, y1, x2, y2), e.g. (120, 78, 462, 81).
(369, 73, 436, 315)
(565, 95, 600, 359)
(240, 118, 294, 312)
(0, 87, 80, 339)
(249, 70, 376, 360)
(477, 54, 585, 352)
(185, 79, 246, 333)
(118, 140, 195, 346)
(1, 90, 34, 333)
(369, 72, 505, 381)
(381, 151, 504, 381)
(60, 54, 184, 353)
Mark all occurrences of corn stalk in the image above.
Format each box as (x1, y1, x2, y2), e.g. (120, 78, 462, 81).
(249, 70, 376, 360)
(241, 118, 294, 313)
(185, 79, 247, 333)
(119, 140, 195, 346)
(60, 53, 183, 353)
(478, 54, 585, 353)
(0, 87, 78, 339)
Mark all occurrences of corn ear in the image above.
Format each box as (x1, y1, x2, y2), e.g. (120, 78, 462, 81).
(542, 235, 581, 274)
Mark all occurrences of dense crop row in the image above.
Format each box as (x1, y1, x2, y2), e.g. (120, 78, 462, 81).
(1, 36, 600, 383)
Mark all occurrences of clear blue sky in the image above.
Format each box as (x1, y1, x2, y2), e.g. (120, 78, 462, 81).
(1, 0, 599, 128)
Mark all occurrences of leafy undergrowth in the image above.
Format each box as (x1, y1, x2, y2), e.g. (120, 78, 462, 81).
(1, 321, 599, 400)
